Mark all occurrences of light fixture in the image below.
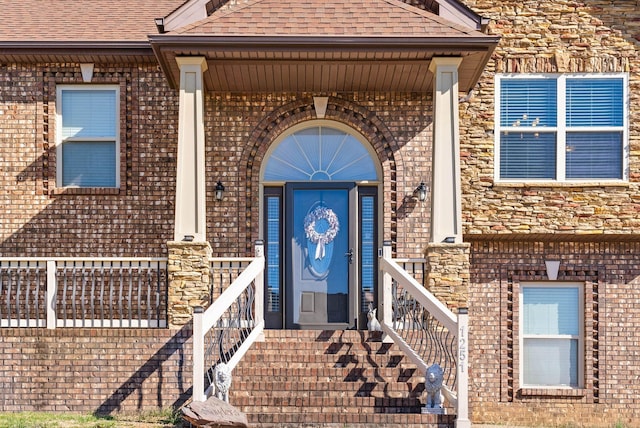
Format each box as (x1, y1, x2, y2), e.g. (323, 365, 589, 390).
(443, 236, 455, 244)
(215, 181, 225, 201)
(155, 17, 165, 33)
(183, 235, 194, 242)
(416, 182, 427, 202)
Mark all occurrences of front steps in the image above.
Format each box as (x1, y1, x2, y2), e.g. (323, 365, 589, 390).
(230, 329, 455, 427)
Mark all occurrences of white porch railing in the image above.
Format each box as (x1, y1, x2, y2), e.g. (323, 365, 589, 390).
(192, 241, 265, 403)
(0, 258, 168, 328)
(379, 242, 470, 428)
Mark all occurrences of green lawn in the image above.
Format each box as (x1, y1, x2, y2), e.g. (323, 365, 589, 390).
(0, 409, 183, 428)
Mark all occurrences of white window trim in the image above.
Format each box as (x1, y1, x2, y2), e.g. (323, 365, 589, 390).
(519, 281, 584, 389)
(494, 73, 629, 184)
(55, 84, 120, 188)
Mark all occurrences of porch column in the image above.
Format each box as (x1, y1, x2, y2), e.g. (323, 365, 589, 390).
(174, 57, 208, 242)
(429, 57, 463, 244)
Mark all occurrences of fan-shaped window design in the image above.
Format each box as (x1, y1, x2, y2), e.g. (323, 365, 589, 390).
(264, 126, 378, 181)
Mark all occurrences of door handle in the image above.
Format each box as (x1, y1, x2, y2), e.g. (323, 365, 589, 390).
(345, 248, 353, 264)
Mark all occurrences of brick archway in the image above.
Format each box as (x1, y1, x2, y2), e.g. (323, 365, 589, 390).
(241, 96, 403, 253)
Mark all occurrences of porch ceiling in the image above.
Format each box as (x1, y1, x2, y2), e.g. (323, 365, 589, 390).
(149, 35, 498, 93)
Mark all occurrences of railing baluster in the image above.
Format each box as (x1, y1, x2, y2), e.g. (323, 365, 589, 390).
(7, 268, 12, 327)
(89, 265, 96, 328)
(0, 265, 5, 325)
(80, 263, 87, 327)
(16, 267, 22, 327)
(108, 265, 114, 325)
(99, 262, 105, 327)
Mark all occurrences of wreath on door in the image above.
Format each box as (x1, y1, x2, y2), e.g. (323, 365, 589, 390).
(304, 205, 340, 260)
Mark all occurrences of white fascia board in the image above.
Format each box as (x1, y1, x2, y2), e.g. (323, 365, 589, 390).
(163, 0, 210, 32)
(436, 0, 486, 31)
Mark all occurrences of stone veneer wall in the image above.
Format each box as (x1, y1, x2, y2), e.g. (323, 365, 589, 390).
(468, 239, 640, 426)
(167, 241, 212, 327)
(424, 243, 470, 310)
(459, 0, 640, 236)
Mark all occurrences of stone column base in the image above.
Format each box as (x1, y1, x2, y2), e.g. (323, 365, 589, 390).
(424, 242, 470, 311)
(167, 241, 212, 328)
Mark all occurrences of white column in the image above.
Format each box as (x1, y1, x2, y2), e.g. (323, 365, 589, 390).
(174, 57, 208, 242)
(429, 57, 463, 244)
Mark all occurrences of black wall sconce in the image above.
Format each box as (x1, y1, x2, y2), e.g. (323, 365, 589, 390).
(416, 182, 427, 202)
(215, 181, 225, 201)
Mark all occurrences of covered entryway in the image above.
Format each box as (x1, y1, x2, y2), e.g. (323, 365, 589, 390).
(262, 123, 380, 329)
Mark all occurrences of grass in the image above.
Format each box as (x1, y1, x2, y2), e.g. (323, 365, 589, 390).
(0, 408, 183, 428)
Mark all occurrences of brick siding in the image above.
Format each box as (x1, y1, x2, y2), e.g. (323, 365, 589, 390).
(468, 239, 640, 426)
(0, 327, 192, 413)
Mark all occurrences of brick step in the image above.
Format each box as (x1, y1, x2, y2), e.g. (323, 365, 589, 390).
(231, 382, 423, 396)
(231, 397, 423, 409)
(230, 330, 453, 427)
(234, 366, 422, 378)
(248, 412, 455, 427)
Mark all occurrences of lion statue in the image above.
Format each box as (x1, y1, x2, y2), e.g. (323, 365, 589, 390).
(424, 363, 444, 410)
(213, 362, 232, 403)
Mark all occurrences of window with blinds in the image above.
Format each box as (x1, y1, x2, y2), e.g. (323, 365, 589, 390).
(520, 283, 583, 388)
(56, 86, 120, 187)
(496, 74, 627, 181)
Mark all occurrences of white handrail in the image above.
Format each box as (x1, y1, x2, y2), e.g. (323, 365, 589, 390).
(379, 243, 469, 426)
(379, 255, 457, 333)
(193, 242, 265, 403)
(200, 257, 264, 334)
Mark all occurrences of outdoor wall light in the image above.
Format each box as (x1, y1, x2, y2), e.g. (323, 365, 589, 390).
(183, 235, 194, 242)
(215, 181, 225, 201)
(443, 236, 456, 244)
(416, 182, 427, 202)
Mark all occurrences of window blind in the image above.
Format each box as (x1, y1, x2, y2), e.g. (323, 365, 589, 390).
(61, 90, 116, 138)
(522, 286, 580, 387)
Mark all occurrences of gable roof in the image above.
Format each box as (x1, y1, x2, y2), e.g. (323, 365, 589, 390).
(150, 0, 498, 92)
(168, 0, 483, 37)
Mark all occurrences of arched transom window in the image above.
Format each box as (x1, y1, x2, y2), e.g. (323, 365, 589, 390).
(263, 125, 378, 181)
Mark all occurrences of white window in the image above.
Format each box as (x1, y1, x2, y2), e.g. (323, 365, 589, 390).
(495, 74, 627, 182)
(520, 282, 583, 388)
(56, 85, 119, 188)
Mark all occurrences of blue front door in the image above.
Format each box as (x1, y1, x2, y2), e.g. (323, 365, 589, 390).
(285, 183, 355, 329)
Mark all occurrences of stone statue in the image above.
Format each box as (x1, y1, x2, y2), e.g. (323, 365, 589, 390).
(213, 362, 232, 403)
(424, 363, 445, 412)
(367, 303, 382, 332)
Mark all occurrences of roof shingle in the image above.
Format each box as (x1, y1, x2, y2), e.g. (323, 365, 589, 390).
(171, 0, 483, 38)
(0, 0, 180, 42)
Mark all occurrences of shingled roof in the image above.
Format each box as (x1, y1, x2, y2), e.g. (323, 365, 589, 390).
(0, 0, 179, 42)
(170, 0, 482, 37)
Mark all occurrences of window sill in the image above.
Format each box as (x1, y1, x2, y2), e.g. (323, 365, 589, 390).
(493, 180, 629, 189)
(51, 187, 121, 196)
(518, 387, 586, 398)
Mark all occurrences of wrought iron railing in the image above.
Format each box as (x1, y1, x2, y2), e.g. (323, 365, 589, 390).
(209, 257, 253, 303)
(192, 242, 265, 403)
(0, 258, 167, 328)
(391, 282, 458, 388)
(379, 242, 469, 426)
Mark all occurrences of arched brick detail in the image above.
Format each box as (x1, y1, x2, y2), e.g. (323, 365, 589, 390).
(241, 96, 403, 253)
